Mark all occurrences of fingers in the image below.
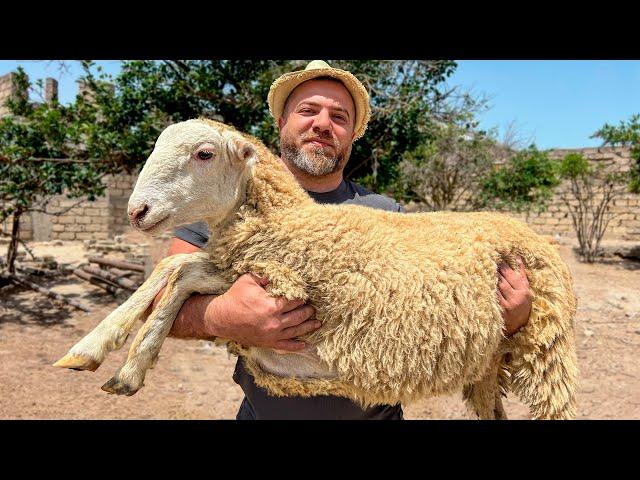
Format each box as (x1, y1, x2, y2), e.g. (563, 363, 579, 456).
(280, 318, 322, 339)
(498, 271, 516, 297)
(518, 257, 530, 280)
(498, 257, 529, 290)
(279, 304, 316, 328)
(497, 287, 507, 305)
(280, 299, 305, 313)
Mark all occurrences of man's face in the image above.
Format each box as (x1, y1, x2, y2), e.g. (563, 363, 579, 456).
(278, 79, 356, 177)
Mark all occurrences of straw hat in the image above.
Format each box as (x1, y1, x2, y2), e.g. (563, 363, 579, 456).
(267, 60, 371, 141)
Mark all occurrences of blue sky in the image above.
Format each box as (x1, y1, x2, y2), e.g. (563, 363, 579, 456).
(448, 60, 640, 149)
(1, 60, 638, 150)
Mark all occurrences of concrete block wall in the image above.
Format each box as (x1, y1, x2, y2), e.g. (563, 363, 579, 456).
(4, 147, 639, 243)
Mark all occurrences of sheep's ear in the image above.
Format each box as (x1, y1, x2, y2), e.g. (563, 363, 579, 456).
(227, 135, 257, 165)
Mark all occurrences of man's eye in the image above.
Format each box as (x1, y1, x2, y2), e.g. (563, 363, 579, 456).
(197, 150, 214, 160)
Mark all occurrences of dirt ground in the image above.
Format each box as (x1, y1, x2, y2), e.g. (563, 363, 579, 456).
(1, 232, 639, 419)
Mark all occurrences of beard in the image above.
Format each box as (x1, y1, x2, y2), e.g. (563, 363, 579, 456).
(280, 131, 351, 177)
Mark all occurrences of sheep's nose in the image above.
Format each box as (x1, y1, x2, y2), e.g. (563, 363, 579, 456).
(128, 204, 149, 227)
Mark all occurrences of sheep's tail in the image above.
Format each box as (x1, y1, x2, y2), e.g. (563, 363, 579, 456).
(462, 352, 509, 420)
(507, 324, 578, 420)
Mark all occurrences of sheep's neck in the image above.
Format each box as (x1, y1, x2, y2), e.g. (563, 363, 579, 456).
(245, 146, 313, 216)
(206, 146, 313, 269)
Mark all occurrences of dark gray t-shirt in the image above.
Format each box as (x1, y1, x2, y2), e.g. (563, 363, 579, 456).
(174, 179, 405, 420)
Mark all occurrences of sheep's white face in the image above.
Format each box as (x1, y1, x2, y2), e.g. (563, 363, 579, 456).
(128, 119, 256, 236)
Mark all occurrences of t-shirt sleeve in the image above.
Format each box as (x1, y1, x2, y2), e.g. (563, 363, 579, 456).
(173, 221, 210, 249)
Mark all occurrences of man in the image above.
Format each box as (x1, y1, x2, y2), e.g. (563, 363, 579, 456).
(151, 60, 533, 420)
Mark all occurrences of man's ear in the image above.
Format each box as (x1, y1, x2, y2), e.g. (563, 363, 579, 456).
(277, 116, 285, 130)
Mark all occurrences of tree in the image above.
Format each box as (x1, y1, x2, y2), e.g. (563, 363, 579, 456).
(557, 152, 630, 263)
(0, 67, 128, 273)
(78, 60, 295, 172)
(592, 114, 640, 193)
(80, 60, 458, 194)
(1, 59, 460, 268)
(330, 60, 457, 191)
(478, 145, 560, 213)
(395, 116, 497, 211)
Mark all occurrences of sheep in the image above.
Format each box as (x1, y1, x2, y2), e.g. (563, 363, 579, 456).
(53, 118, 579, 420)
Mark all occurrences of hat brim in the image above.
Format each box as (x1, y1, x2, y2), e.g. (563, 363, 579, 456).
(268, 67, 371, 141)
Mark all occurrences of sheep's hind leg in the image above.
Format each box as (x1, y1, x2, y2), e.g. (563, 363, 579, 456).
(53, 252, 211, 372)
(462, 355, 509, 420)
(101, 259, 229, 396)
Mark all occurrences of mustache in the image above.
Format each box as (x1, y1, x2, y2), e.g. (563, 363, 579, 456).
(301, 133, 339, 149)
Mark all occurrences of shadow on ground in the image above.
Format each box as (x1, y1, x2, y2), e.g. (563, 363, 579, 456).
(0, 274, 128, 327)
(571, 248, 640, 271)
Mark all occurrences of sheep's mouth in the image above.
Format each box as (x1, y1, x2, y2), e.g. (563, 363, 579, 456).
(138, 215, 169, 232)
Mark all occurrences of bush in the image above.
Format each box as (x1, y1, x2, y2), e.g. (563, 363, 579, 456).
(558, 152, 629, 262)
(478, 146, 560, 213)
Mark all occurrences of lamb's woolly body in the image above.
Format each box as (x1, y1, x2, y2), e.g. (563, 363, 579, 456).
(55, 118, 578, 419)
(197, 119, 578, 417)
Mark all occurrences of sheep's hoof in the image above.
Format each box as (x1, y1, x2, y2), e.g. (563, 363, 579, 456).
(53, 353, 100, 372)
(101, 376, 142, 396)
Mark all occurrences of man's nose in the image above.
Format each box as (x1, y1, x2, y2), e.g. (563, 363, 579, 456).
(311, 109, 332, 135)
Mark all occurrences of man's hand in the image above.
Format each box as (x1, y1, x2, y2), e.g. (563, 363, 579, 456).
(205, 273, 319, 352)
(152, 238, 319, 352)
(497, 256, 533, 336)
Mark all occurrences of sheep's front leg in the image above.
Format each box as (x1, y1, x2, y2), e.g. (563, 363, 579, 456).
(53, 252, 212, 372)
(101, 258, 229, 396)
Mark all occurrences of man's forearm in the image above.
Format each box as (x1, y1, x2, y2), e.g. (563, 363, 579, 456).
(150, 288, 220, 340)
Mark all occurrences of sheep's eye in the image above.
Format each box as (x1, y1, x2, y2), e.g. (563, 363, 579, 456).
(196, 150, 214, 161)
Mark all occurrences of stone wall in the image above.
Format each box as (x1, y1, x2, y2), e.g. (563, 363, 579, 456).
(0, 72, 18, 117)
(45, 173, 138, 241)
(4, 146, 639, 244)
(405, 146, 638, 241)
(508, 147, 639, 242)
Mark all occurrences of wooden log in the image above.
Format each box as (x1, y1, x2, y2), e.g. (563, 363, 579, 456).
(15, 265, 48, 276)
(108, 267, 138, 278)
(14, 263, 61, 277)
(73, 268, 122, 295)
(1, 271, 91, 312)
(82, 265, 140, 290)
(86, 256, 145, 273)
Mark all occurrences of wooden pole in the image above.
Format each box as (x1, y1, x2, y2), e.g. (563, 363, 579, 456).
(108, 267, 138, 278)
(86, 256, 146, 272)
(73, 268, 122, 295)
(81, 265, 140, 290)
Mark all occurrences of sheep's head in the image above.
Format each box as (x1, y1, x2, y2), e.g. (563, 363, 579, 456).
(128, 119, 257, 235)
